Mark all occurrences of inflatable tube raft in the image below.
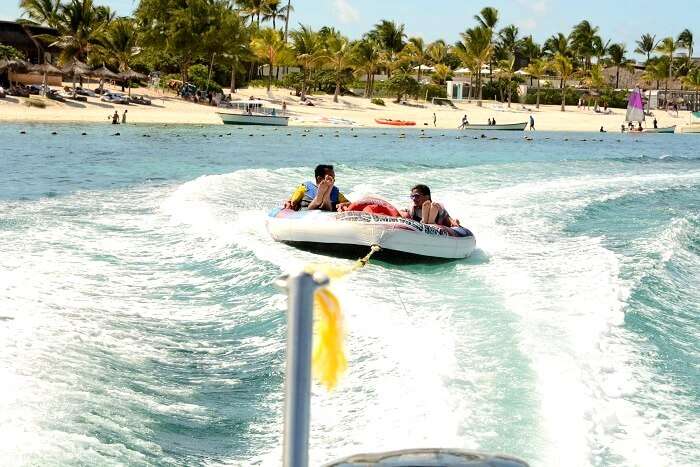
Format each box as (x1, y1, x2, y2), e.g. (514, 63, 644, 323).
(267, 208, 476, 260)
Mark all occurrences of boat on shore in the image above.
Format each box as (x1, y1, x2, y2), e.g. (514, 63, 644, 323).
(460, 122, 527, 131)
(642, 125, 676, 133)
(375, 118, 416, 126)
(216, 100, 288, 126)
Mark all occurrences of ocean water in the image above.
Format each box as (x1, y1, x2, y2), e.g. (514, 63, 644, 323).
(0, 123, 698, 467)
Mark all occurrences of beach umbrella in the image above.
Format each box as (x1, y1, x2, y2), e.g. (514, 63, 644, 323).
(90, 65, 119, 94)
(515, 69, 530, 76)
(29, 62, 62, 96)
(61, 58, 91, 96)
(118, 68, 147, 96)
(0, 59, 30, 87)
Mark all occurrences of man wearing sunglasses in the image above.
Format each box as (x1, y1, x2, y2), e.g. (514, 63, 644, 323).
(400, 184, 460, 227)
(284, 164, 349, 211)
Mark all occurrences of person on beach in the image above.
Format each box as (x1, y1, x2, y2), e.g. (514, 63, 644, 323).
(653, 117, 658, 129)
(433, 113, 436, 127)
(492, 117, 496, 125)
(284, 164, 349, 211)
(399, 184, 460, 228)
(459, 114, 469, 129)
(529, 115, 535, 131)
(111, 111, 119, 124)
(600, 126, 606, 132)
(121, 109, 127, 124)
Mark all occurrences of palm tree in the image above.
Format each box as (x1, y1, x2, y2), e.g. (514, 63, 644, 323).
(550, 52, 574, 111)
(426, 39, 447, 65)
(238, 0, 270, 27)
(459, 26, 493, 106)
(497, 24, 520, 59)
(352, 38, 381, 97)
(431, 63, 452, 85)
(607, 43, 632, 89)
(367, 20, 406, 77)
(657, 36, 678, 109)
(583, 63, 606, 107)
(290, 24, 321, 98)
(525, 58, 547, 108)
(642, 59, 668, 112)
(263, 0, 286, 30)
(19, 0, 60, 27)
(52, 0, 105, 64)
(497, 54, 516, 107)
(635, 33, 657, 64)
(95, 18, 139, 72)
(544, 33, 570, 58)
(251, 27, 291, 91)
(473, 6, 498, 81)
(403, 37, 427, 82)
(353, 38, 381, 97)
(681, 67, 700, 111)
(677, 29, 694, 72)
(570, 20, 601, 69)
(282, 0, 293, 40)
(323, 31, 353, 102)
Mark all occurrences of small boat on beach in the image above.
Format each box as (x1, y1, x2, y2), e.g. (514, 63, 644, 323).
(216, 100, 288, 126)
(460, 122, 527, 131)
(267, 199, 476, 260)
(642, 125, 676, 133)
(375, 118, 416, 126)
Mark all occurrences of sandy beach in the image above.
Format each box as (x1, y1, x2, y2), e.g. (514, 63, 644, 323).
(0, 82, 692, 131)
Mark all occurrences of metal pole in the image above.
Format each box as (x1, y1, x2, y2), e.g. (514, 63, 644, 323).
(281, 272, 326, 467)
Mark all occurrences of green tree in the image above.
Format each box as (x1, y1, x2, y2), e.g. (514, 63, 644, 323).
(544, 33, 571, 58)
(458, 26, 493, 106)
(635, 33, 657, 64)
(677, 29, 694, 72)
(473, 6, 499, 81)
(387, 70, 418, 103)
(95, 18, 139, 72)
(656, 36, 678, 109)
(607, 43, 632, 89)
(496, 54, 516, 107)
(426, 39, 447, 65)
(19, 0, 60, 27)
(290, 24, 322, 98)
(322, 31, 353, 102)
(681, 67, 700, 111)
(431, 63, 452, 85)
(402, 37, 427, 82)
(550, 52, 574, 111)
(251, 27, 292, 90)
(352, 38, 381, 97)
(367, 19, 406, 77)
(0, 44, 25, 60)
(570, 20, 601, 69)
(524, 58, 547, 108)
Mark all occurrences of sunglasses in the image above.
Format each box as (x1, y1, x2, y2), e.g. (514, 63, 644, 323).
(409, 194, 424, 199)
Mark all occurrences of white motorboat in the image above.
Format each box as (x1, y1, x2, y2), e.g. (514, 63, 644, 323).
(217, 100, 289, 126)
(460, 122, 527, 131)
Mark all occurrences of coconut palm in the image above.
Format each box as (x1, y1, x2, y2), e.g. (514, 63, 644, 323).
(426, 39, 447, 65)
(290, 24, 322, 98)
(352, 38, 381, 97)
(550, 52, 574, 111)
(473, 6, 499, 81)
(544, 33, 570, 58)
(497, 24, 520, 59)
(635, 33, 657, 65)
(583, 63, 606, 107)
(367, 20, 406, 76)
(681, 67, 700, 111)
(19, 0, 61, 27)
(323, 31, 353, 102)
(459, 26, 493, 106)
(431, 63, 452, 85)
(95, 18, 139, 73)
(238, 0, 270, 27)
(607, 43, 633, 89)
(642, 59, 668, 111)
(520, 35, 542, 64)
(401, 37, 428, 82)
(251, 27, 292, 91)
(497, 54, 516, 107)
(263, 0, 286, 30)
(656, 36, 678, 109)
(677, 29, 694, 71)
(282, 0, 293, 40)
(525, 58, 547, 108)
(570, 20, 601, 69)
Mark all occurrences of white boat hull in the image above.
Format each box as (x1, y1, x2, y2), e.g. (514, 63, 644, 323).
(460, 122, 528, 131)
(643, 126, 676, 133)
(217, 112, 289, 126)
(267, 209, 476, 260)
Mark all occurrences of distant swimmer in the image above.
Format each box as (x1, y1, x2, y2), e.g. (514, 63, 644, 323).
(600, 126, 606, 133)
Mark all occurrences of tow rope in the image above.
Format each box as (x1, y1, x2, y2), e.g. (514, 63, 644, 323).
(303, 245, 381, 390)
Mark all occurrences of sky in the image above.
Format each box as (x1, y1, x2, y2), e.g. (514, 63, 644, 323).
(2, 0, 698, 60)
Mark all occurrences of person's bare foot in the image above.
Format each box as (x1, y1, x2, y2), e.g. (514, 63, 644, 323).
(309, 175, 333, 210)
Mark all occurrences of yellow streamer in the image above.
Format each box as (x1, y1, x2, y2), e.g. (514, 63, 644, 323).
(303, 245, 381, 390)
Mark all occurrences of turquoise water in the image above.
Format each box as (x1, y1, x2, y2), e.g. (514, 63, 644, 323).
(1, 123, 698, 466)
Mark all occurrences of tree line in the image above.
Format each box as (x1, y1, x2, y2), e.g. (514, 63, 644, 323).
(9, 1, 700, 110)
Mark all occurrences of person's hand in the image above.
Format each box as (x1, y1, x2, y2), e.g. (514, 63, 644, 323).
(451, 218, 461, 227)
(336, 202, 350, 212)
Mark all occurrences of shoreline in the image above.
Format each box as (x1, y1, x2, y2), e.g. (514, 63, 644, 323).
(0, 83, 693, 132)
